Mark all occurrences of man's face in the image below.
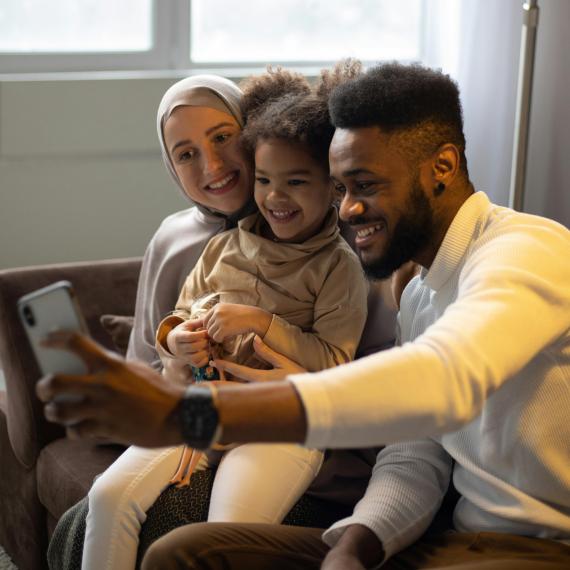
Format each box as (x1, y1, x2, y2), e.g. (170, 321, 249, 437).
(330, 127, 436, 279)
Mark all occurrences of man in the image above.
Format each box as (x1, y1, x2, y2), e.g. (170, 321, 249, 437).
(38, 63, 570, 569)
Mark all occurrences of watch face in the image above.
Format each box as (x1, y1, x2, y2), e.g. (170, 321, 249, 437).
(178, 385, 219, 449)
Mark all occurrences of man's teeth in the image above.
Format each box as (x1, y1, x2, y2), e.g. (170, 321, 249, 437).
(208, 173, 235, 189)
(271, 210, 297, 219)
(357, 224, 383, 238)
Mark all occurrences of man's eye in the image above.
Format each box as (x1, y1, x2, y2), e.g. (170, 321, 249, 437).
(356, 182, 373, 191)
(334, 184, 346, 195)
(288, 179, 307, 186)
(255, 177, 270, 185)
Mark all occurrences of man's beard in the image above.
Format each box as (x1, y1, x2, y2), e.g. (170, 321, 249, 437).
(359, 178, 436, 280)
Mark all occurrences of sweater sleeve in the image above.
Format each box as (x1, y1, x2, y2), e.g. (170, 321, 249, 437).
(154, 250, 212, 382)
(126, 209, 220, 370)
(262, 251, 369, 371)
(323, 440, 452, 560)
(290, 221, 570, 448)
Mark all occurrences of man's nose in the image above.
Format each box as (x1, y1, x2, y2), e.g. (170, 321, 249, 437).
(339, 195, 365, 221)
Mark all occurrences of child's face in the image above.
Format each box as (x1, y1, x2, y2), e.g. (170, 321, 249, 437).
(254, 139, 333, 243)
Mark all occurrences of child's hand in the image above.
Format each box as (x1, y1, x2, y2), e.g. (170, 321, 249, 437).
(166, 319, 210, 367)
(203, 303, 272, 343)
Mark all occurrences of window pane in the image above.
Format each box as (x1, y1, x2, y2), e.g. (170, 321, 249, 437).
(0, 0, 152, 53)
(191, 0, 423, 63)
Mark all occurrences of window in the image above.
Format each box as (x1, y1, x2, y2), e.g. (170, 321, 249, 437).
(0, 0, 426, 75)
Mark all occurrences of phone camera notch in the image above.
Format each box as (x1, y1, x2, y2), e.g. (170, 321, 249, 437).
(22, 305, 36, 327)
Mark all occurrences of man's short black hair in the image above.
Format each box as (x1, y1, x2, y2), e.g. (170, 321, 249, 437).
(329, 63, 469, 176)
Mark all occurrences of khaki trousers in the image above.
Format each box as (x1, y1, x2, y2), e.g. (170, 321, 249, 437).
(141, 522, 570, 570)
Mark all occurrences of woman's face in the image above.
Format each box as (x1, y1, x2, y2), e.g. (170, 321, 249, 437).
(164, 106, 253, 214)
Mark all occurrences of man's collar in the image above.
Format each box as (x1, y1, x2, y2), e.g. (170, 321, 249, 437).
(421, 191, 490, 291)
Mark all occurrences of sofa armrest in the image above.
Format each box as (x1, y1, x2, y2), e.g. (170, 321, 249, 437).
(0, 257, 142, 469)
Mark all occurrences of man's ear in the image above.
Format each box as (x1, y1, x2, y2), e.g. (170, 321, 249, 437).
(432, 143, 460, 186)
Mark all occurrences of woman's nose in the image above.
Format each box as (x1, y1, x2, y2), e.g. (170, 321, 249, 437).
(202, 145, 224, 174)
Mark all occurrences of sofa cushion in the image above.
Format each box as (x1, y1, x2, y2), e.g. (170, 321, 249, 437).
(37, 438, 125, 521)
(100, 314, 135, 356)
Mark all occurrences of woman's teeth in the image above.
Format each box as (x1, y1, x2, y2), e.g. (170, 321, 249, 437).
(208, 173, 235, 189)
(356, 224, 383, 238)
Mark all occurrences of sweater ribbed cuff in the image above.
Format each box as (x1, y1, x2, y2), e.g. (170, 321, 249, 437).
(288, 372, 333, 448)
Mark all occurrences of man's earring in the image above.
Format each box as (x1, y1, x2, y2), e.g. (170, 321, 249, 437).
(434, 182, 446, 196)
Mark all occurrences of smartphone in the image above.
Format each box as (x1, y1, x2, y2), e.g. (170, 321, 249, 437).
(18, 280, 90, 379)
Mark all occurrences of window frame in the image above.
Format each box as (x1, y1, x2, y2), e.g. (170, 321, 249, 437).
(0, 0, 427, 76)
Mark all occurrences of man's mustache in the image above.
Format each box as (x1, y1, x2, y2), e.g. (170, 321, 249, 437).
(348, 215, 386, 227)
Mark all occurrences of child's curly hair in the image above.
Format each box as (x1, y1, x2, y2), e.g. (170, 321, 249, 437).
(240, 59, 362, 170)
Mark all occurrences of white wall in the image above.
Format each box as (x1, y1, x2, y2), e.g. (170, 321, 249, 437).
(1, 1, 568, 270)
(0, 77, 189, 269)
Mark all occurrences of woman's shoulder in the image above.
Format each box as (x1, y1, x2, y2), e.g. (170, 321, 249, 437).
(149, 207, 224, 249)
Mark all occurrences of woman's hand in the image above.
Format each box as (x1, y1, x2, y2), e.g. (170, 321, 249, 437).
(212, 335, 306, 382)
(166, 319, 210, 367)
(203, 303, 272, 342)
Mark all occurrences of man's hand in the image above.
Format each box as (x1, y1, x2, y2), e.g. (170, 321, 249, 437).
(166, 319, 210, 367)
(212, 335, 306, 382)
(321, 524, 384, 570)
(36, 331, 185, 447)
(203, 303, 272, 343)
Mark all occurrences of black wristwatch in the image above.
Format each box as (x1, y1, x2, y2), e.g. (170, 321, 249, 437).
(176, 384, 221, 450)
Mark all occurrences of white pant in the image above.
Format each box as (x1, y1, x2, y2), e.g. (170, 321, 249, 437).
(82, 443, 323, 570)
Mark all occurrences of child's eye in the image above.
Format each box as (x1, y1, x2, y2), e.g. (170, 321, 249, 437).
(255, 177, 270, 185)
(288, 179, 307, 186)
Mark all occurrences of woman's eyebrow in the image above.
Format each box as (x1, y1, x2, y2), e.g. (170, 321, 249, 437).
(170, 139, 192, 154)
(205, 122, 236, 136)
(170, 122, 236, 154)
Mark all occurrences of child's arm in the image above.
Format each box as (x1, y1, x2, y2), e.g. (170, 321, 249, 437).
(260, 252, 368, 372)
(155, 253, 212, 380)
(202, 303, 273, 342)
(203, 251, 368, 372)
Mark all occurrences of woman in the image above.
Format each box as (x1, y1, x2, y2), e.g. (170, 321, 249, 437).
(47, 72, 397, 569)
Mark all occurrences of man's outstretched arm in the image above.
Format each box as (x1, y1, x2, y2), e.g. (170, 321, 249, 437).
(36, 331, 308, 448)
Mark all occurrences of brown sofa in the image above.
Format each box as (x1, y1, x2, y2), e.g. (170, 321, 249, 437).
(0, 258, 142, 570)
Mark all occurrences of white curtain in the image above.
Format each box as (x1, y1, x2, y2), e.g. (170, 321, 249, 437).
(422, 0, 570, 227)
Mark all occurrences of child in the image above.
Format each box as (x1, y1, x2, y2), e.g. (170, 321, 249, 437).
(83, 62, 368, 569)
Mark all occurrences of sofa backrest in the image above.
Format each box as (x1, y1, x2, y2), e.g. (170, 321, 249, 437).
(0, 257, 141, 469)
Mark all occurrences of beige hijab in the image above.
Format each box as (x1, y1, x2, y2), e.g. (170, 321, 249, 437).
(156, 74, 245, 199)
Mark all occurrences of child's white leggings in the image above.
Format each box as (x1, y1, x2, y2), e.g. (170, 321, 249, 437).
(82, 443, 323, 570)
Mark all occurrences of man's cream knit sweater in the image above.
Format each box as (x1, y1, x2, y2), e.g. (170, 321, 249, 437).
(291, 192, 570, 559)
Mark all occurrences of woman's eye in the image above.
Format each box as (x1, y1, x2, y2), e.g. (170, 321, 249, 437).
(179, 151, 194, 162)
(288, 179, 307, 186)
(255, 177, 270, 185)
(214, 132, 231, 144)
